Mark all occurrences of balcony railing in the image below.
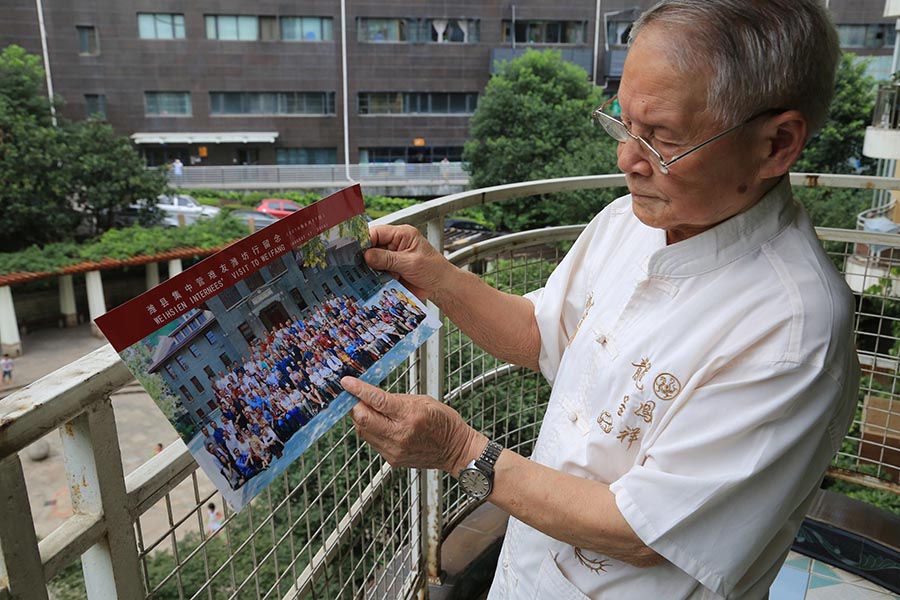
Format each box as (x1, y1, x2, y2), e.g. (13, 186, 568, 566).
(163, 163, 470, 191)
(2, 173, 900, 599)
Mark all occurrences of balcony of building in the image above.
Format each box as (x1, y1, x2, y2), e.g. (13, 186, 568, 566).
(160, 163, 471, 198)
(1, 173, 900, 600)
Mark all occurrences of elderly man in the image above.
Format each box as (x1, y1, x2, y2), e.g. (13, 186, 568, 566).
(341, 1, 860, 598)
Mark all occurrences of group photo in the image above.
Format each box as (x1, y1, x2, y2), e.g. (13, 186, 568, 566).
(199, 286, 428, 490)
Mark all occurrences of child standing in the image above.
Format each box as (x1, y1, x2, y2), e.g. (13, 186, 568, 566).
(1, 354, 13, 387)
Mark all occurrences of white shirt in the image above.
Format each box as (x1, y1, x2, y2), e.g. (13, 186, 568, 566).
(488, 178, 859, 600)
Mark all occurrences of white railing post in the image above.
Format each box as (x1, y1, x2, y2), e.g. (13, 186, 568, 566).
(420, 217, 445, 587)
(0, 285, 22, 356)
(0, 453, 49, 600)
(59, 398, 143, 599)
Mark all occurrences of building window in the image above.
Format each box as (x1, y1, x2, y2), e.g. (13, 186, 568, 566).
(84, 94, 106, 118)
(175, 355, 189, 371)
(357, 18, 479, 43)
(259, 16, 279, 41)
(145, 92, 191, 116)
(138, 13, 186, 39)
(210, 92, 335, 115)
(191, 376, 204, 393)
(203, 365, 216, 379)
(276, 147, 337, 165)
(218, 285, 242, 310)
(269, 258, 288, 277)
(606, 20, 632, 46)
(332, 275, 343, 289)
(501, 20, 587, 45)
(358, 92, 478, 115)
(360, 146, 463, 163)
(205, 15, 261, 41)
(290, 288, 308, 312)
(427, 19, 480, 43)
(245, 271, 266, 291)
(188, 343, 202, 358)
(179, 385, 194, 402)
(204, 331, 218, 345)
(219, 353, 233, 368)
(358, 18, 407, 42)
(238, 322, 257, 345)
(76, 26, 100, 55)
(281, 17, 333, 41)
(164, 364, 178, 379)
(837, 24, 896, 48)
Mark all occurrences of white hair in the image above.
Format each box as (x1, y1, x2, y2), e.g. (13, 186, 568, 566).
(629, 0, 840, 134)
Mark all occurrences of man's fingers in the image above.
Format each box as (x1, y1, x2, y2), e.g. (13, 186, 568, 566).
(368, 224, 418, 251)
(342, 377, 391, 414)
(363, 247, 399, 272)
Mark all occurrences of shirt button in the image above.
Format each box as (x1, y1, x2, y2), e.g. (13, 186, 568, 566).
(597, 334, 607, 345)
(568, 411, 578, 423)
(503, 560, 510, 569)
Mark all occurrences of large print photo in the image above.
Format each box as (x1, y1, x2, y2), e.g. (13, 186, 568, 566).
(103, 190, 440, 511)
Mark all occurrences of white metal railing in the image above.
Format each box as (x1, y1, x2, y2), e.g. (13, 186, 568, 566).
(163, 163, 469, 189)
(2, 172, 900, 600)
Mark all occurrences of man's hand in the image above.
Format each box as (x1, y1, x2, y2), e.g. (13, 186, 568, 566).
(342, 376, 484, 475)
(366, 225, 452, 301)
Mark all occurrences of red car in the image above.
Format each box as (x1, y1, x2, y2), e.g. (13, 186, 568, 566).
(255, 198, 302, 219)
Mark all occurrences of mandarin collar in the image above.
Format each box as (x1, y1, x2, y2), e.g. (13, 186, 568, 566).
(646, 177, 795, 278)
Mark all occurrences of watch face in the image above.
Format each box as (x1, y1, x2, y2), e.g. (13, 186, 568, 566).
(459, 467, 491, 499)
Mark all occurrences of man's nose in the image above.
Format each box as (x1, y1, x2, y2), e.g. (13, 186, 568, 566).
(616, 138, 654, 177)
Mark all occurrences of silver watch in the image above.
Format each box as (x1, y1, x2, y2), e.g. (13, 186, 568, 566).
(458, 440, 503, 501)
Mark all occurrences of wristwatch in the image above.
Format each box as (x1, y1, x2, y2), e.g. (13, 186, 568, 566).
(458, 440, 503, 501)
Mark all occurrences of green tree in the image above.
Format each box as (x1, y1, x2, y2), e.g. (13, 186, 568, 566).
(0, 44, 167, 251)
(63, 118, 168, 236)
(463, 49, 621, 231)
(0, 44, 56, 125)
(0, 97, 81, 251)
(794, 53, 877, 229)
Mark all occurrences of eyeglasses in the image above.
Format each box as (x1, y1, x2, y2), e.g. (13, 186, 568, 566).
(592, 95, 783, 174)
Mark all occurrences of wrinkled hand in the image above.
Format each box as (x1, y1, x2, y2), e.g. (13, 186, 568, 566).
(342, 376, 480, 474)
(366, 224, 452, 301)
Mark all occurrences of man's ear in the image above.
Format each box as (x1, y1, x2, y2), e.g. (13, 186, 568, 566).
(758, 110, 808, 179)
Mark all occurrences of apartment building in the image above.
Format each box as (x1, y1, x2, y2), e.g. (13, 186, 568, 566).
(0, 1, 895, 168)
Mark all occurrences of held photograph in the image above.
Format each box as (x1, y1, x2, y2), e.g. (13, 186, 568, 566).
(95, 186, 440, 511)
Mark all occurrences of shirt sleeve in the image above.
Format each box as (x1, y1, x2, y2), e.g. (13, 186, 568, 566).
(523, 217, 608, 385)
(609, 359, 856, 597)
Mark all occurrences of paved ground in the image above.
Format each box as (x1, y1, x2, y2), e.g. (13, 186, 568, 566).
(1, 324, 218, 547)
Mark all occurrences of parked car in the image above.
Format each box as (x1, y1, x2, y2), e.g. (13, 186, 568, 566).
(255, 198, 302, 219)
(229, 209, 278, 231)
(154, 194, 220, 226)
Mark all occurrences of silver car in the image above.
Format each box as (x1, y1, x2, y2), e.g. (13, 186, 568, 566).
(155, 194, 220, 227)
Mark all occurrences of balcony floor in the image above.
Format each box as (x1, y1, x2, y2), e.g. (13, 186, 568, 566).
(773, 552, 899, 599)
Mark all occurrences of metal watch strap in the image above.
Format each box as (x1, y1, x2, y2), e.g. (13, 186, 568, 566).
(478, 440, 503, 469)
